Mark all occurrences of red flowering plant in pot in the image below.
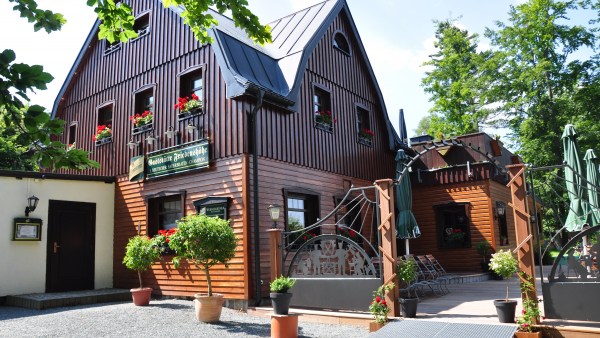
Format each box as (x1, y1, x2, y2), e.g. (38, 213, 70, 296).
(515, 272, 542, 337)
(122, 235, 163, 306)
(368, 283, 395, 332)
(358, 128, 375, 143)
(94, 124, 112, 144)
(130, 110, 153, 130)
(314, 110, 336, 130)
(174, 93, 202, 117)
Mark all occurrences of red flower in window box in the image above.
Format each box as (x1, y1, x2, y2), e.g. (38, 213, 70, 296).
(315, 110, 336, 126)
(359, 128, 375, 141)
(94, 124, 112, 141)
(174, 93, 202, 113)
(130, 111, 153, 127)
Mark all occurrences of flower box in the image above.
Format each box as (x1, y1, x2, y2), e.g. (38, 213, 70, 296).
(178, 107, 203, 120)
(95, 136, 112, 146)
(315, 122, 333, 132)
(132, 123, 153, 134)
(358, 137, 373, 146)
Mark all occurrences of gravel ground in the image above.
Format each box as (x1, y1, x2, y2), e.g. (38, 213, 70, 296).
(0, 299, 369, 337)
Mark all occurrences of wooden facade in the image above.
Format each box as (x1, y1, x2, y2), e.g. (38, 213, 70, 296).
(53, 0, 398, 304)
(407, 132, 519, 272)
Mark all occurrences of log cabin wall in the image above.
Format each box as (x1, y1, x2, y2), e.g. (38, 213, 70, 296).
(409, 179, 495, 272)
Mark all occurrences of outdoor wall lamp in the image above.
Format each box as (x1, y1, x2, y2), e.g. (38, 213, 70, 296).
(127, 139, 141, 152)
(267, 204, 281, 229)
(186, 123, 196, 135)
(146, 135, 158, 146)
(495, 201, 506, 219)
(25, 195, 39, 217)
(165, 126, 176, 139)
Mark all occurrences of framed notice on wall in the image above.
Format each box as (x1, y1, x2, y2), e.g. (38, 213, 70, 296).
(193, 196, 230, 221)
(13, 218, 42, 241)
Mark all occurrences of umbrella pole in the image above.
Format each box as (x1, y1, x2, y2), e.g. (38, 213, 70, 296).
(405, 239, 410, 255)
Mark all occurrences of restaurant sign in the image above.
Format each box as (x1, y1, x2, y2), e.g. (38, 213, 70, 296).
(129, 155, 145, 182)
(147, 140, 209, 179)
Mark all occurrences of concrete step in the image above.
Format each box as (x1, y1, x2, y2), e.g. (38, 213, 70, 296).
(6, 288, 131, 310)
(448, 272, 492, 284)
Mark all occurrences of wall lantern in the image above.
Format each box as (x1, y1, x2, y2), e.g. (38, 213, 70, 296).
(25, 195, 39, 217)
(186, 123, 196, 135)
(165, 126, 176, 139)
(146, 135, 157, 146)
(495, 201, 506, 219)
(127, 139, 140, 151)
(267, 204, 281, 229)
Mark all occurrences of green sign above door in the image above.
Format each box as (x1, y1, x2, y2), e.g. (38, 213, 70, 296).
(147, 140, 209, 179)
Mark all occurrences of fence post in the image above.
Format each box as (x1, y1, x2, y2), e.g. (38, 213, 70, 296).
(506, 164, 539, 324)
(375, 179, 400, 317)
(268, 228, 283, 282)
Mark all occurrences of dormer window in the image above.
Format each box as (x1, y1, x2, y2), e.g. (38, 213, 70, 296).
(333, 32, 350, 56)
(133, 12, 150, 38)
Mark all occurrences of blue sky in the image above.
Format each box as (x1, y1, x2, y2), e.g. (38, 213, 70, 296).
(2, 0, 531, 139)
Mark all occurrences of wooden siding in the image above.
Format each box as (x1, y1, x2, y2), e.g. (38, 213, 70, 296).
(489, 180, 517, 252)
(56, 2, 395, 182)
(409, 181, 495, 272)
(113, 156, 247, 298)
(251, 157, 374, 296)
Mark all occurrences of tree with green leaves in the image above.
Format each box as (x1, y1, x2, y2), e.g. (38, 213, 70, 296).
(2, 0, 271, 171)
(420, 19, 494, 138)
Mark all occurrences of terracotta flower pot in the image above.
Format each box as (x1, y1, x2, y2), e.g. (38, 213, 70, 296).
(130, 287, 152, 306)
(194, 293, 224, 323)
(369, 321, 386, 332)
(514, 331, 542, 338)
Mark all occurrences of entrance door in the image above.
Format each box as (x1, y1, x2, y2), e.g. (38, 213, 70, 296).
(46, 200, 96, 292)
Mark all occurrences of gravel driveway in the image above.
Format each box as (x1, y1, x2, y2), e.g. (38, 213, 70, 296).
(0, 299, 369, 337)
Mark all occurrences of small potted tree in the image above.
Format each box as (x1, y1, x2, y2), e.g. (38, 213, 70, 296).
(397, 258, 418, 318)
(168, 214, 237, 323)
(489, 250, 519, 323)
(122, 235, 162, 306)
(269, 275, 296, 315)
(368, 283, 395, 332)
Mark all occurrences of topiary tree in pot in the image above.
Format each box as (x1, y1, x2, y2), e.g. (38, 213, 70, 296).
(489, 249, 519, 323)
(122, 235, 162, 306)
(168, 214, 237, 323)
(397, 258, 418, 318)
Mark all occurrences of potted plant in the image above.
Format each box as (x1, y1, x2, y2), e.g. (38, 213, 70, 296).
(476, 241, 492, 272)
(269, 275, 296, 315)
(368, 283, 394, 332)
(397, 258, 418, 318)
(174, 93, 203, 118)
(94, 124, 112, 145)
(515, 272, 542, 337)
(489, 250, 518, 323)
(168, 214, 237, 323)
(130, 110, 153, 132)
(358, 127, 375, 145)
(314, 110, 336, 131)
(122, 235, 162, 306)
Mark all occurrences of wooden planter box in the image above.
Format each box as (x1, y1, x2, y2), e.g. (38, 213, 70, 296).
(315, 122, 333, 132)
(358, 137, 373, 146)
(178, 107, 203, 120)
(133, 123, 153, 134)
(95, 137, 112, 146)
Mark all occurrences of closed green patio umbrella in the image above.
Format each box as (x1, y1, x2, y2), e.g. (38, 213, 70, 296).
(584, 149, 600, 226)
(395, 149, 420, 254)
(562, 125, 587, 232)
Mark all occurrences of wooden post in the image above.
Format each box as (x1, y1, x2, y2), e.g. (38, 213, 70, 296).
(268, 228, 283, 282)
(506, 164, 539, 324)
(374, 179, 399, 317)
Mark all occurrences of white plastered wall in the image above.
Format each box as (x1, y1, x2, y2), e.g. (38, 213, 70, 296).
(0, 175, 114, 296)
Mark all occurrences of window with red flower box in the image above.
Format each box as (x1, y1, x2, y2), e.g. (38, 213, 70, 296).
(95, 104, 113, 146)
(356, 106, 373, 146)
(133, 88, 154, 134)
(434, 203, 471, 249)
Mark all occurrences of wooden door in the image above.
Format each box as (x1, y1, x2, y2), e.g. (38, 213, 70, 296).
(46, 200, 96, 292)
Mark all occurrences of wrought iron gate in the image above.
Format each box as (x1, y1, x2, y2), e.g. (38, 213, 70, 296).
(281, 185, 383, 311)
